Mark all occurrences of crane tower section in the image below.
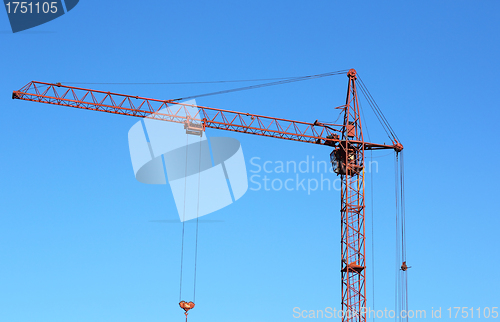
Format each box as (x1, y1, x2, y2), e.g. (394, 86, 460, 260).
(331, 69, 366, 322)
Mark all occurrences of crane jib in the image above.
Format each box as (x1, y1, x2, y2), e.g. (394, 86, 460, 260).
(12, 81, 402, 152)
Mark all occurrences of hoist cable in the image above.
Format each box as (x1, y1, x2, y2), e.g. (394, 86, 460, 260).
(401, 152, 406, 261)
(193, 135, 203, 302)
(179, 134, 190, 301)
(179, 225, 185, 300)
(400, 151, 408, 322)
(394, 152, 408, 322)
(394, 153, 400, 322)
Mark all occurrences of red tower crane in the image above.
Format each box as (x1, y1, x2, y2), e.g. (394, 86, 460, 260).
(12, 68, 404, 322)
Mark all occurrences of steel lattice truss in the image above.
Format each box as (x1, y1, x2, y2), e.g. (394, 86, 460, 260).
(338, 71, 366, 322)
(13, 81, 398, 151)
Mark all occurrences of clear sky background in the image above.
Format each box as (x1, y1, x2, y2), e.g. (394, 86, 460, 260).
(1, 1, 499, 321)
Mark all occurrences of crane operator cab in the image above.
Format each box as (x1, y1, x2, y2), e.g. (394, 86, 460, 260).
(330, 145, 362, 176)
(330, 121, 363, 176)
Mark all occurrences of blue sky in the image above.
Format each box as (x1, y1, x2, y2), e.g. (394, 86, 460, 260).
(1, 1, 499, 321)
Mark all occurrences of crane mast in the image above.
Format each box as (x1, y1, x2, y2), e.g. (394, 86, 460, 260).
(338, 69, 366, 321)
(12, 69, 403, 322)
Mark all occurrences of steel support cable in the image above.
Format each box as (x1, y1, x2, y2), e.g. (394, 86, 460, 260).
(358, 81, 396, 143)
(364, 81, 399, 143)
(357, 76, 399, 142)
(171, 70, 349, 101)
(58, 76, 322, 85)
(357, 76, 400, 143)
(356, 82, 392, 141)
(56, 70, 349, 100)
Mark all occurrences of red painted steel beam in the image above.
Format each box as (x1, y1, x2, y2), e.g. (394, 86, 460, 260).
(12, 81, 402, 151)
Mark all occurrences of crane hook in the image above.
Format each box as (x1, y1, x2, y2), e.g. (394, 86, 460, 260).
(401, 261, 411, 271)
(179, 301, 195, 321)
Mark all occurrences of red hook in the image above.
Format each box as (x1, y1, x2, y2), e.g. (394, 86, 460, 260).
(179, 301, 195, 321)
